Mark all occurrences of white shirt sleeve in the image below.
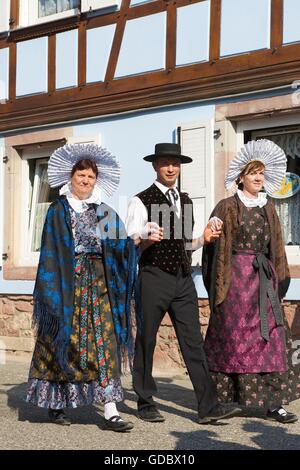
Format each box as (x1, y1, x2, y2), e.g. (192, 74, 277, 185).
(125, 196, 148, 238)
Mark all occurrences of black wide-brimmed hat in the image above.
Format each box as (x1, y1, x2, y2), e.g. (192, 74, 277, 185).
(143, 143, 193, 164)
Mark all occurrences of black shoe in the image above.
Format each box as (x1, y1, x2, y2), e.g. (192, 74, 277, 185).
(104, 415, 134, 432)
(48, 409, 71, 426)
(198, 403, 240, 424)
(137, 406, 165, 423)
(266, 407, 298, 424)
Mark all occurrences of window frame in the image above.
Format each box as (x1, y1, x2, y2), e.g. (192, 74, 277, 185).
(81, 0, 121, 12)
(20, 149, 52, 266)
(10, 134, 99, 268)
(27, 157, 52, 259)
(237, 115, 300, 266)
(21, 0, 80, 27)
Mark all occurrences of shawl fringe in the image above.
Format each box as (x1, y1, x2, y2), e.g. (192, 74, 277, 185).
(32, 297, 72, 374)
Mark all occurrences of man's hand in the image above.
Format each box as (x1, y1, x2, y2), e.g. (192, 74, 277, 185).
(145, 222, 164, 245)
(203, 217, 223, 244)
(137, 222, 164, 249)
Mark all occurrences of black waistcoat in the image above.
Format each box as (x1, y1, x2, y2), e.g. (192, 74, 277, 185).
(136, 184, 194, 276)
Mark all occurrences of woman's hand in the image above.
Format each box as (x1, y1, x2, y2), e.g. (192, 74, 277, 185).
(204, 217, 223, 244)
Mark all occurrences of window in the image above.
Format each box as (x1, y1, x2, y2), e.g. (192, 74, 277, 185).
(251, 128, 300, 247)
(3, 135, 99, 274)
(28, 158, 59, 254)
(20, 0, 80, 27)
(38, 0, 80, 17)
(20, 147, 59, 264)
(19, 1, 120, 26)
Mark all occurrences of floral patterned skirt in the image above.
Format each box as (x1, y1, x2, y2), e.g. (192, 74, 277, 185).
(26, 254, 123, 409)
(210, 332, 300, 409)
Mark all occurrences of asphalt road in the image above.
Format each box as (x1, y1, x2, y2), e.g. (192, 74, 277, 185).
(1, 355, 300, 451)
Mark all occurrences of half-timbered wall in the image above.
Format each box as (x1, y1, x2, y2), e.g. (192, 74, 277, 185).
(1, 0, 300, 131)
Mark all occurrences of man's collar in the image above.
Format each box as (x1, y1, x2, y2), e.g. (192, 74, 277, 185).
(154, 180, 179, 195)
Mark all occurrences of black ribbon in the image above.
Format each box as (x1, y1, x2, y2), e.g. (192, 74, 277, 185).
(166, 188, 178, 206)
(252, 253, 284, 342)
(233, 250, 284, 342)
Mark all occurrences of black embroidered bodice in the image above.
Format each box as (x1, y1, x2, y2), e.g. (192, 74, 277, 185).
(137, 184, 193, 276)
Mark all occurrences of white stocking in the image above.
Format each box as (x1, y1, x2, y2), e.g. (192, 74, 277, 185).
(104, 402, 123, 421)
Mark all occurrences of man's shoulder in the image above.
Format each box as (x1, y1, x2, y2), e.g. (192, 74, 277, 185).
(136, 184, 156, 199)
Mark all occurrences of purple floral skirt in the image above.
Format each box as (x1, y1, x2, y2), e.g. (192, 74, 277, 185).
(204, 253, 287, 374)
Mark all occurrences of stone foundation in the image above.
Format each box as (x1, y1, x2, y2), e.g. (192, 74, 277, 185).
(1, 294, 299, 369)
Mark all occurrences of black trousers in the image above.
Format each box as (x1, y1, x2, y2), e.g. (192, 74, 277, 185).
(133, 265, 218, 418)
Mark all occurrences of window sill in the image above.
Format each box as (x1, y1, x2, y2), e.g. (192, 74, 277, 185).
(289, 266, 300, 278)
(29, 9, 80, 27)
(3, 265, 37, 281)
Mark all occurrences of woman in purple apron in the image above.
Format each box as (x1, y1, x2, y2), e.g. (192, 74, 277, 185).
(202, 139, 300, 423)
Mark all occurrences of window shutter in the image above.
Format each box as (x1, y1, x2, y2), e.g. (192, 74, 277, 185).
(0, 0, 10, 32)
(178, 119, 214, 266)
(0, 146, 5, 269)
(81, 0, 120, 12)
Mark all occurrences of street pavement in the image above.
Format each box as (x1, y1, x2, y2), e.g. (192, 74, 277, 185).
(0, 354, 300, 451)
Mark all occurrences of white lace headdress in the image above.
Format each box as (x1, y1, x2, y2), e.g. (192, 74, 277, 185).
(224, 139, 287, 195)
(48, 143, 120, 197)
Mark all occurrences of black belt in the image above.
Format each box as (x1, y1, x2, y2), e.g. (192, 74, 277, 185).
(233, 250, 283, 342)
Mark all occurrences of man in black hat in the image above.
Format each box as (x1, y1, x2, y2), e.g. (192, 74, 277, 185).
(126, 143, 238, 424)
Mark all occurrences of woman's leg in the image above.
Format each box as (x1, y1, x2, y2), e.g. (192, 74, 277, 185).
(48, 408, 71, 426)
(103, 401, 134, 432)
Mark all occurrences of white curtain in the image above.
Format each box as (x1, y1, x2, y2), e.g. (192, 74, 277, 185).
(31, 164, 50, 252)
(272, 195, 300, 245)
(259, 133, 300, 246)
(31, 203, 50, 252)
(39, 0, 79, 17)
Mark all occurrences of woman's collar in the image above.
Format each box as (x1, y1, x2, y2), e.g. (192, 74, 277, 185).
(237, 189, 268, 208)
(59, 182, 102, 213)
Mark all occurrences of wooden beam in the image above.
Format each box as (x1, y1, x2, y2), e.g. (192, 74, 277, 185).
(104, 0, 131, 82)
(48, 34, 56, 94)
(78, 21, 87, 87)
(9, 0, 19, 30)
(209, 0, 221, 62)
(1, 54, 300, 132)
(166, 4, 176, 71)
(8, 42, 16, 101)
(271, 0, 283, 50)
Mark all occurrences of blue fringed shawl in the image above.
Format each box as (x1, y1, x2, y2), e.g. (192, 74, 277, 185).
(33, 196, 137, 375)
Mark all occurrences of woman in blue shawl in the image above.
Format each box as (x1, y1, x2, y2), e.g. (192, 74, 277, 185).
(26, 144, 136, 432)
